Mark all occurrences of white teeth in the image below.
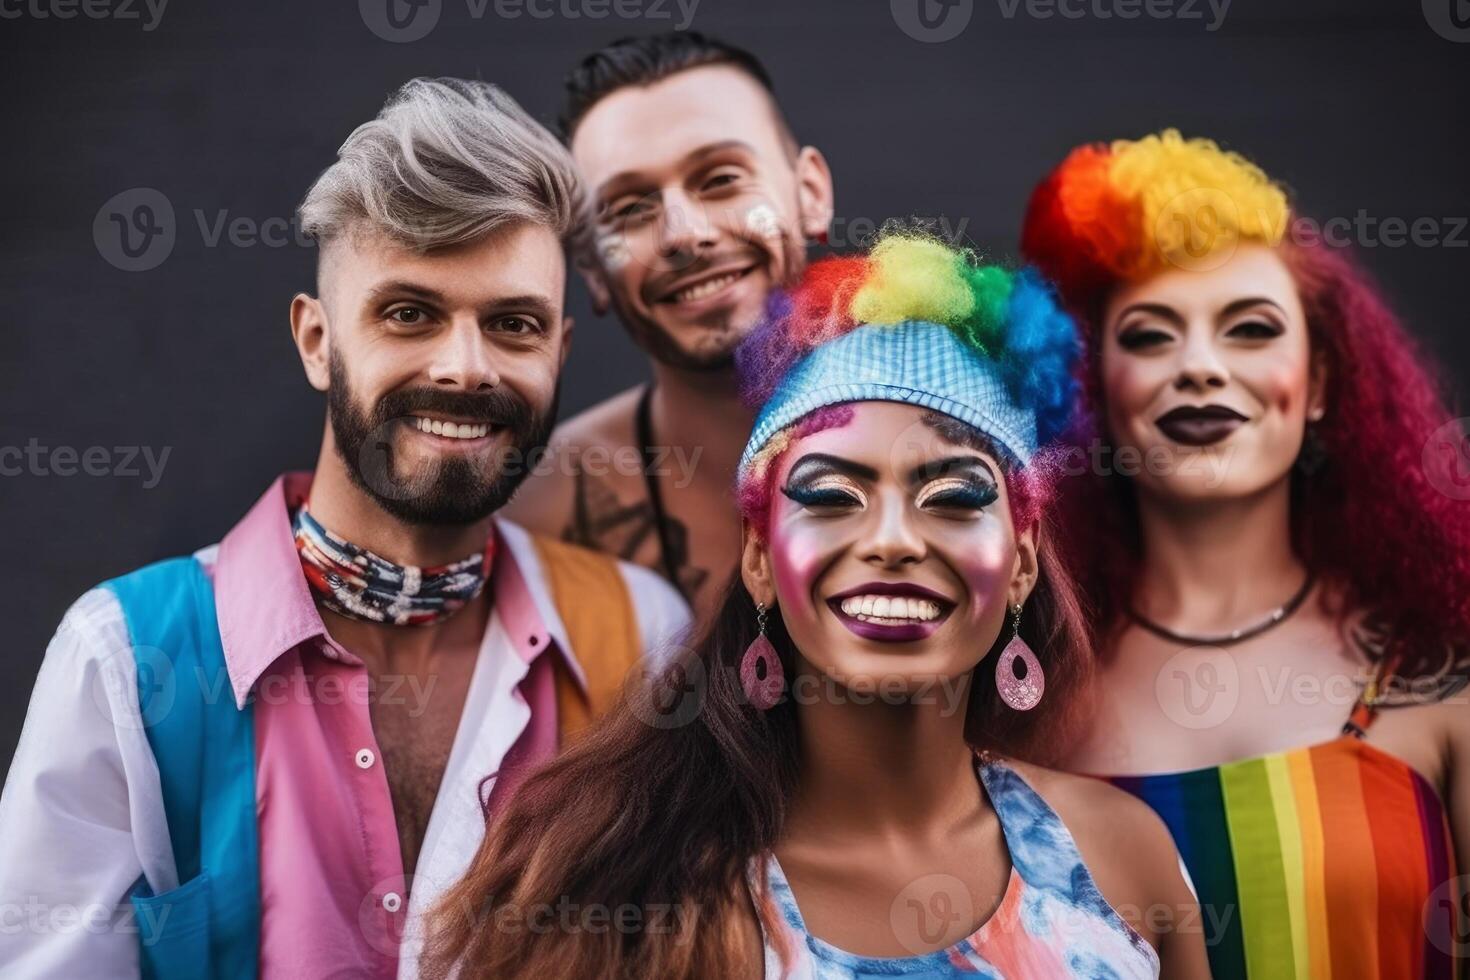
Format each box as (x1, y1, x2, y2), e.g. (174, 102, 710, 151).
(412, 417, 489, 440)
(671, 271, 741, 304)
(837, 595, 944, 623)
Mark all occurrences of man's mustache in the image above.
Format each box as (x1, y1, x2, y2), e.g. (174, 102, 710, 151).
(372, 387, 534, 430)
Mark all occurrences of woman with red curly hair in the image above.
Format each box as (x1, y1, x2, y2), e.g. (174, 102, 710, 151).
(1022, 129, 1470, 978)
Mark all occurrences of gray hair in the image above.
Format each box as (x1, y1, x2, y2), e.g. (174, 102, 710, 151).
(299, 77, 586, 251)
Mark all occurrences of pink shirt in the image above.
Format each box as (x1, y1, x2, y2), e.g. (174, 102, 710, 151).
(217, 473, 570, 977)
(0, 472, 691, 979)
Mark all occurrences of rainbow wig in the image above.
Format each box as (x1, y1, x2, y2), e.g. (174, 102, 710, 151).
(734, 231, 1081, 536)
(1019, 129, 1470, 683)
(1021, 128, 1290, 317)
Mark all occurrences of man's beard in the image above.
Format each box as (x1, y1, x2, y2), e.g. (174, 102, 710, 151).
(616, 294, 745, 373)
(327, 350, 557, 526)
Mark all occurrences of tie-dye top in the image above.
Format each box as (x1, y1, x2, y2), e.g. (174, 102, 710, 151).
(1106, 660, 1462, 979)
(754, 758, 1161, 979)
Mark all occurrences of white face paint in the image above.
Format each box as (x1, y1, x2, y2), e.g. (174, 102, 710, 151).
(743, 203, 781, 240)
(596, 233, 631, 272)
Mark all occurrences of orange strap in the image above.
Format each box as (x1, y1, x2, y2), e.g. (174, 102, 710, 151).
(1343, 653, 1401, 737)
(531, 535, 642, 740)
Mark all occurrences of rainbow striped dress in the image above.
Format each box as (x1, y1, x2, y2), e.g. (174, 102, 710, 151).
(1107, 672, 1461, 978)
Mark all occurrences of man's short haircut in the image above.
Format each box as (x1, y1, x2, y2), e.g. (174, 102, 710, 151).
(299, 77, 584, 253)
(558, 31, 791, 145)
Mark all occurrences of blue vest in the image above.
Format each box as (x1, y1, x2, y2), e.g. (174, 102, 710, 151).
(105, 557, 260, 980)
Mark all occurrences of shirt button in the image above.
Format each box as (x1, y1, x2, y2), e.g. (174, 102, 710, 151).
(382, 891, 402, 912)
(354, 748, 375, 769)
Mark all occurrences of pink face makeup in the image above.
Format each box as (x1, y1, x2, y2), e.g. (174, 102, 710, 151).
(762, 402, 1018, 684)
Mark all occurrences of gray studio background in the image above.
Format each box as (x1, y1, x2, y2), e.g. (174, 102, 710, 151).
(3, 0, 1468, 773)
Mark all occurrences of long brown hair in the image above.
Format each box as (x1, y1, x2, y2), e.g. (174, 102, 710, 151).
(424, 496, 1091, 978)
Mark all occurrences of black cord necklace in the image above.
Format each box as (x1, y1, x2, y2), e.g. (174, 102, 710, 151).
(1127, 574, 1317, 647)
(635, 383, 685, 597)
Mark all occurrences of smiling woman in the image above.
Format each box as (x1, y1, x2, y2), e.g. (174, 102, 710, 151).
(423, 231, 1211, 979)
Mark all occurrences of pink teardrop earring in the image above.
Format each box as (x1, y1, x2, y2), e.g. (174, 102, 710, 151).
(995, 602, 1044, 711)
(741, 602, 785, 711)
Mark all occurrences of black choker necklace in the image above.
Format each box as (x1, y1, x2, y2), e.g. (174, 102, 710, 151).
(1127, 574, 1317, 647)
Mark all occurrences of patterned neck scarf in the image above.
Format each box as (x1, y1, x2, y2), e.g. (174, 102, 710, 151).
(291, 505, 494, 626)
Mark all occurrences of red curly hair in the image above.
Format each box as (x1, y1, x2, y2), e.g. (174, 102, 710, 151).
(1023, 136, 1470, 684)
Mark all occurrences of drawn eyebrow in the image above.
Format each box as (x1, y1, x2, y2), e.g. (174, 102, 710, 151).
(1113, 302, 1184, 328)
(907, 455, 995, 485)
(1219, 296, 1287, 318)
(785, 453, 879, 484)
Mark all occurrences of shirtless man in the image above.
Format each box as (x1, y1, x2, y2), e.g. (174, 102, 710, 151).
(505, 32, 834, 621)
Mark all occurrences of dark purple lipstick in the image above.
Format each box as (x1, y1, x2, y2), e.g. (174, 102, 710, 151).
(1154, 404, 1248, 446)
(826, 582, 956, 644)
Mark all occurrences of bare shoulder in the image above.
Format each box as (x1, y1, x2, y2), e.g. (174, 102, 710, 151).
(1362, 658, 1470, 794)
(551, 385, 644, 451)
(1393, 690, 1470, 742)
(501, 385, 645, 534)
(1002, 759, 1187, 922)
(996, 761, 1211, 974)
(1007, 760, 1173, 852)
